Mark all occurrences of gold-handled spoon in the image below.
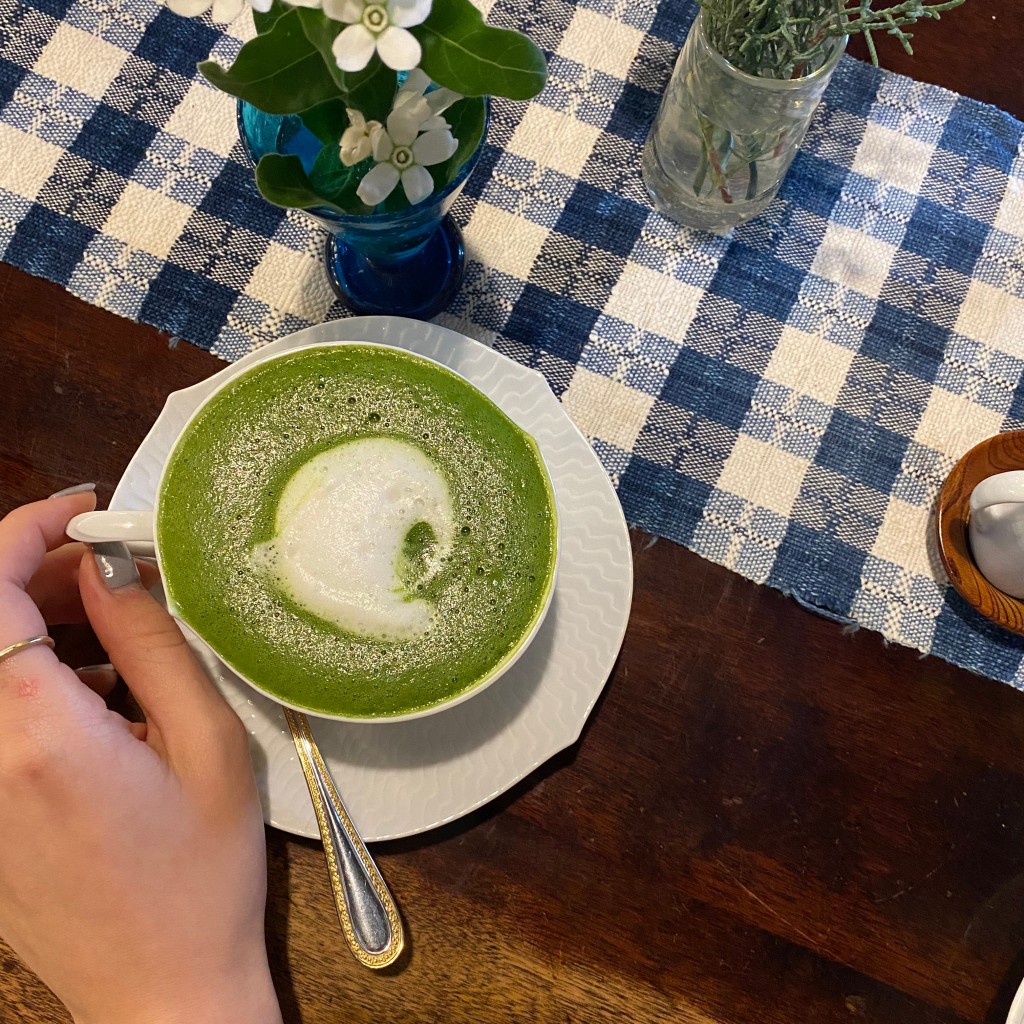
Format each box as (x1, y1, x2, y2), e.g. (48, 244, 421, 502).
(283, 707, 404, 968)
(68, 516, 406, 966)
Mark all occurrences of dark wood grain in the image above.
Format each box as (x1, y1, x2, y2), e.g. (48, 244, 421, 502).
(845, 0, 1024, 120)
(937, 432, 1024, 637)
(2, 3, 1024, 1022)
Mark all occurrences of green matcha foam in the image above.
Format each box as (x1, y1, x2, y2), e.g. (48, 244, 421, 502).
(156, 343, 557, 719)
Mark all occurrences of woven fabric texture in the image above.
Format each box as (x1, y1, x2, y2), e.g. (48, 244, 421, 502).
(3, 0, 1024, 682)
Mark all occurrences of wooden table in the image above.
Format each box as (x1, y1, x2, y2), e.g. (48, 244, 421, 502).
(2, 3, 1024, 1021)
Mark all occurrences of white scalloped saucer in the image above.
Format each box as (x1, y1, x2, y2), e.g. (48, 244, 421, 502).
(111, 317, 633, 841)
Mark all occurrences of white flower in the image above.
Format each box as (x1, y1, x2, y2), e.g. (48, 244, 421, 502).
(389, 67, 461, 135)
(356, 82, 458, 206)
(339, 108, 382, 166)
(166, 0, 265, 22)
(323, 0, 431, 72)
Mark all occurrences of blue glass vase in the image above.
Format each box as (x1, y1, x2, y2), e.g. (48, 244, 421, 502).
(237, 101, 486, 320)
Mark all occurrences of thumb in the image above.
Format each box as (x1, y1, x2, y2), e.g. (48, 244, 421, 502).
(79, 543, 246, 773)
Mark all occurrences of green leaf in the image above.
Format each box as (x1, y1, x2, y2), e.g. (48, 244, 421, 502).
(198, 9, 342, 115)
(255, 149, 373, 216)
(251, 0, 289, 35)
(412, 0, 547, 100)
(308, 145, 374, 213)
(299, 97, 349, 146)
(294, 11, 398, 124)
(445, 96, 487, 177)
(345, 61, 398, 125)
(254, 153, 338, 210)
(295, 7, 347, 90)
(429, 95, 487, 191)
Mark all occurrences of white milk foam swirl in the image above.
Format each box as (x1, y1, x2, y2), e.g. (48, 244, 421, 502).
(250, 437, 455, 641)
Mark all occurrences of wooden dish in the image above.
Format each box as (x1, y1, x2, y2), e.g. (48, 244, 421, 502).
(936, 430, 1024, 636)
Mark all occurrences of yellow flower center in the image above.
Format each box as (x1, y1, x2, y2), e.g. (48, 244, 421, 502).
(391, 145, 414, 169)
(362, 3, 387, 33)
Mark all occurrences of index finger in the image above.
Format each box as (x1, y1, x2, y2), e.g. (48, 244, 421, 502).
(0, 491, 99, 591)
(0, 492, 99, 682)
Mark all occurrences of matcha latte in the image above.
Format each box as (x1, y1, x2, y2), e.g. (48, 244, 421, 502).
(156, 344, 558, 720)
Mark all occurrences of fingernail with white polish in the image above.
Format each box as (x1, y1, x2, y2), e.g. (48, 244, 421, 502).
(49, 483, 97, 499)
(93, 542, 140, 590)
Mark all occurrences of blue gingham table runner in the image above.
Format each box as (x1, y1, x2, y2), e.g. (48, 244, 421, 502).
(3, 0, 1024, 684)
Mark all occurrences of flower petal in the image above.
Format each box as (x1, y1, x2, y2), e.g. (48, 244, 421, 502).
(370, 125, 394, 161)
(340, 143, 367, 165)
(392, 90, 429, 119)
(401, 165, 434, 205)
(340, 124, 372, 165)
(346, 107, 367, 130)
(210, 0, 243, 23)
(412, 128, 457, 166)
(284, 0, 323, 7)
(250, 0, 273, 11)
(425, 87, 461, 116)
(398, 67, 431, 96)
(387, 0, 430, 28)
(332, 23, 376, 71)
(358, 162, 401, 206)
(375, 24, 420, 71)
(390, 90, 418, 118)
(387, 98, 428, 146)
(322, 0, 363, 22)
(418, 114, 449, 133)
(165, 0, 211, 17)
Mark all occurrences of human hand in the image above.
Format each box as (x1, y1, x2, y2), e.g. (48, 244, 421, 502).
(0, 490, 282, 1024)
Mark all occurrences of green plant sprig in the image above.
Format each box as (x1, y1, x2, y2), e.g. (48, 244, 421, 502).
(698, 0, 967, 78)
(843, 0, 965, 65)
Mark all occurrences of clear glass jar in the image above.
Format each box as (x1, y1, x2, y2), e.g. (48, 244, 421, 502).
(641, 12, 845, 232)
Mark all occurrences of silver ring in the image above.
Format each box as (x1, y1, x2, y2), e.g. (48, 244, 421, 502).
(0, 635, 56, 665)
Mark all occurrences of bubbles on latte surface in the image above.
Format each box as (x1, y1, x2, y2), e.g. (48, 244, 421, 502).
(250, 437, 455, 641)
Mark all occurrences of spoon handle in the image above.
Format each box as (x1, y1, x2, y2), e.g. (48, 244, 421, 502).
(283, 707, 404, 968)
